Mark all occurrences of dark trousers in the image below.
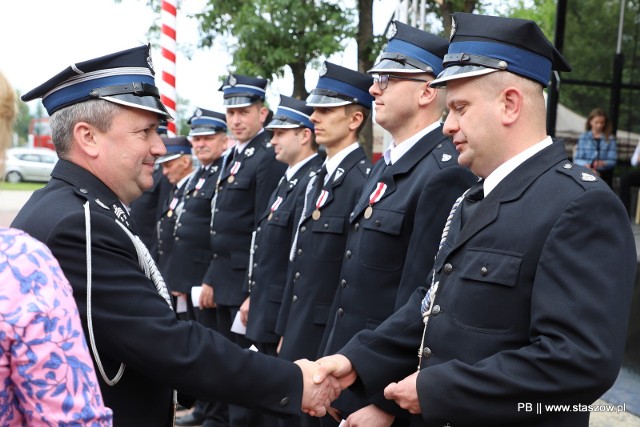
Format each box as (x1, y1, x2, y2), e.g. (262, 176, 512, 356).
(192, 305, 229, 427)
(217, 304, 268, 427)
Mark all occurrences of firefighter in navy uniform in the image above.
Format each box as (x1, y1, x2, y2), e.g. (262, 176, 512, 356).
(170, 108, 231, 427)
(240, 95, 324, 356)
(155, 136, 194, 282)
(201, 74, 287, 426)
(317, 22, 477, 426)
(276, 62, 373, 427)
(13, 45, 341, 427)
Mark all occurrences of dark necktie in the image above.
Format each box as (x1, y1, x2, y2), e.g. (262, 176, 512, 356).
(460, 181, 484, 226)
(311, 166, 328, 203)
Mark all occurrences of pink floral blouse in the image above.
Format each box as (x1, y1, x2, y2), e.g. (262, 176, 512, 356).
(0, 227, 112, 426)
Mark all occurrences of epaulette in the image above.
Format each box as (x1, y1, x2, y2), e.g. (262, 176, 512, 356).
(432, 141, 458, 169)
(356, 159, 371, 176)
(556, 162, 601, 189)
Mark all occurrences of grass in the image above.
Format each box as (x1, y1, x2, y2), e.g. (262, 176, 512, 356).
(0, 181, 46, 191)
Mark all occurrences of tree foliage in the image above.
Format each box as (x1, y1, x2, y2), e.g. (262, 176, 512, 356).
(194, 0, 355, 99)
(504, 0, 640, 140)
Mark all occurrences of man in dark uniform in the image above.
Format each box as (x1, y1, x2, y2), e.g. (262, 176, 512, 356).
(314, 13, 636, 427)
(201, 73, 287, 426)
(317, 22, 477, 426)
(168, 108, 230, 427)
(129, 122, 172, 260)
(276, 62, 373, 426)
(239, 95, 324, 356)
(12, 44, 341, 427)
(155, 136, 194, 284)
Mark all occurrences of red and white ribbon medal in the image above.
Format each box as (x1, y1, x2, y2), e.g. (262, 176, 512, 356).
(168, 196, 179, 217)
(364, 182, 387, 219)
(312, 190, 329, 220)
(193, 177, 206, 196)
(268, 196, 284, 220)
(227, 161, 242, 184)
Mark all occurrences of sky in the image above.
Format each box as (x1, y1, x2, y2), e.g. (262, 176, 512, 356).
(2, 0, 395, 119)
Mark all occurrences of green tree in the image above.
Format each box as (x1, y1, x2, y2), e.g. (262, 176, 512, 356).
(14, 92, 32, 146)
(503, 0, 640, 149)
(195, 0, 355, 99)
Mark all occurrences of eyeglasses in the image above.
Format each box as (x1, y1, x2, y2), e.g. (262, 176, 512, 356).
(372, 74, 430, 91)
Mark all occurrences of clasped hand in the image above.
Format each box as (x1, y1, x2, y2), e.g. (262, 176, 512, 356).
(298, 354, 422, 419)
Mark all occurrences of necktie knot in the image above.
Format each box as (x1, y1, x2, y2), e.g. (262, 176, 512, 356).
(461, 180, 484, 225)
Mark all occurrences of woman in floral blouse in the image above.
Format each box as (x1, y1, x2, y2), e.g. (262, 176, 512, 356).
(0, 70, 112, 425)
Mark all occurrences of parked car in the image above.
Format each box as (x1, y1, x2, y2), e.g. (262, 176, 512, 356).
(4, 147, 58, 183)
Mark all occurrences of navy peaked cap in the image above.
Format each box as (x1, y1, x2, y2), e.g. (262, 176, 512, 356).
(369, 21, 448, 75)
(157, 136, 192, 164)
(157, 121, 169, 136)
(219, 73, 268, 108)
(188, 107, 227, 136)
(21, 45, 171, 118)
(266, 95, 314, 130)
(431, 13, 572, 88)
(306, 62, 374, 109)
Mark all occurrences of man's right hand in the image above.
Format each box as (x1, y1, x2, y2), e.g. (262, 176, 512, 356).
(313, 354, 357, 391)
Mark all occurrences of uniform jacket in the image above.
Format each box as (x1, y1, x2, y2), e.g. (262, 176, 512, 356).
(163, 158, 224, 293)
(277, 146, 371, 361)
(129, 166, 172, 260)
(156, 182, 178, 276)
(11, 159, 305, 427)
(319, 128, 476, 420)
(245, 154, 324, 344)
(339, 141, 636, 427)
(204, 131, 287, 306)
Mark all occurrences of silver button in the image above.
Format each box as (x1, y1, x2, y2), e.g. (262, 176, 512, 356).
(443, 263, 453, 274)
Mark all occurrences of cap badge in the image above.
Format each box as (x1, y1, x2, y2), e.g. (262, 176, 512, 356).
(581, 172, 597, 182)
(229, 74, 237, 87)
(450, 16, 457, 41)
(195, 108, 203, 117)
(146, 51, 155, 75)
(388, 22, 397, 40)
(319, 63, 327, 77)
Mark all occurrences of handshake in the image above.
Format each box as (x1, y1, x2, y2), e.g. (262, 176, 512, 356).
(294, 354, 421, 420)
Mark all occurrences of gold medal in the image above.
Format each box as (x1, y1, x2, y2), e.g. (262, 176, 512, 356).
(312, 209, 321, 220)
(167, 210, 173, 218)
(227, 175, 235, 184)
(364, 206, 373, 219)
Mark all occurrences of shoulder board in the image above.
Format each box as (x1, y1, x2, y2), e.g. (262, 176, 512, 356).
(556, 162, 601, 188)
(357, 159, 372, 176)
(432, 141, 458, 168)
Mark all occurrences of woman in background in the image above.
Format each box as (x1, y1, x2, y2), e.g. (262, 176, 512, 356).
(0, 70, 112, 425)
(573, 107, 618, 186)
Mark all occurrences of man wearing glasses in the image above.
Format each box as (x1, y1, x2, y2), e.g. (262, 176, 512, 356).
(317, 21, 476, 426)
